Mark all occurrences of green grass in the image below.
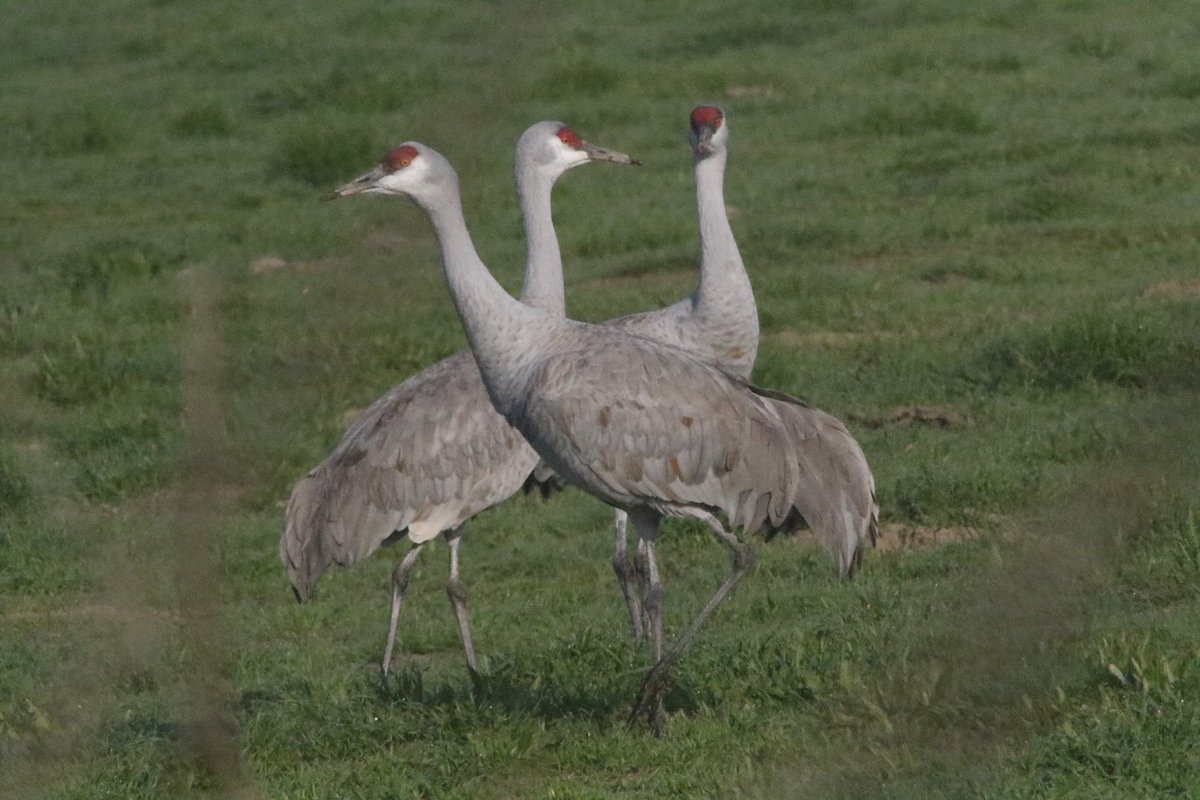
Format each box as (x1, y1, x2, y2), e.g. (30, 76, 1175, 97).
(2, 0, 1200, 797)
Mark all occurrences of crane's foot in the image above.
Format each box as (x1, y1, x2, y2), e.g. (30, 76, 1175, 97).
(628, 657, 674, 737)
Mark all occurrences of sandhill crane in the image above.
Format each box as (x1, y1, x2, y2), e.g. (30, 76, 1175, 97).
(281, 123, 636, 675)
(606, 107, 758, 374)
(600, 106, 762, 638)
(326, 142, 877, 733)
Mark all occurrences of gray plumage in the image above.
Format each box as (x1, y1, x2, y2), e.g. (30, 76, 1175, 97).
(353, 141, 878, 732)
(282, 123, 636, 673)
(596, 108, 873, 643)
(282, 350, 537, 597)
(604, 106, 758, 381)
(515, 329, 876, 575)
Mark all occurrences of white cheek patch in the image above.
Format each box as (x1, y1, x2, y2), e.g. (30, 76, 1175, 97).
(550, 136, 574, 160)
(381, 155, 432, 191)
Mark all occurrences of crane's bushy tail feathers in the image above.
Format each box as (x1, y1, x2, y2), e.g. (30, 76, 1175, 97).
(281, 473, 330, 602)
(755, 391, 879, 580)
(281, 465, 408, 601)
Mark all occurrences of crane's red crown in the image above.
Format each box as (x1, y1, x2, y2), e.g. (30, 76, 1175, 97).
(383, 145, 420, 174)
(690, 105, 724, 130)
(556, 127, 584, 149)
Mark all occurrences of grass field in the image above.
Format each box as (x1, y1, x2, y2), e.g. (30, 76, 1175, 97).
(2, 0, 1200, 797)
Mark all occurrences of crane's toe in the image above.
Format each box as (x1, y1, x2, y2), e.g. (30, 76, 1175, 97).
(629, 658, 675, 735)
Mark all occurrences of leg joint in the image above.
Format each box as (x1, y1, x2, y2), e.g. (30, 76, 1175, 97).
(642, 584, 665, 614)
(446, 577, 469, 606)
(732, 543, 757, 574)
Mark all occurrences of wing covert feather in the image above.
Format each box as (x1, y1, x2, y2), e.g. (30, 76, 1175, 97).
(516, 332, 877, 576)
(281, 349, 539, 599)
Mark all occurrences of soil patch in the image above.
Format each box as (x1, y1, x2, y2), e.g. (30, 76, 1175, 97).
(1144, 279, 1200, 299)
(874, 523, 980, 551)
(854, 405, 972, 428)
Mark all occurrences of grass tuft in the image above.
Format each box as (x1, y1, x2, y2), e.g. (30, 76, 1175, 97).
(1066, 33, 1125, 60)
(249, 63, 437, 116)
(61, 241, 179, 299)
(73, 434, 173, 503)
(273, 118, 381, 187)
(32, 346, 122, 407)
(1002, 635, 1200, 800)
(1149, 69, 1200, 99)
(861, 96, 990, 136)
(0, 448, 34, 514)
(0, 519, 88, 596)
(884, 460, 1039, 525)
(170, 100, 234, 138)
(1119, 502, 1200, 604)
(536, 58, 624, 100)
(968, 309, 1199, 392)
(30, 105, 126, 155)
(994, 176, 1087, 223)
(30, 330, 177, 410)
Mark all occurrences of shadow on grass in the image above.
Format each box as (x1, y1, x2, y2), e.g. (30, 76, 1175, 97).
(370, 631, 659, 723)
(368, 627, 822, 725)
(373, 662, 639, 722)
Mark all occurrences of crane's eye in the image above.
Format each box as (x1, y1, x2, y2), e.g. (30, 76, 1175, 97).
(556, 127, 583, 148)
(383, 145, 420, 173)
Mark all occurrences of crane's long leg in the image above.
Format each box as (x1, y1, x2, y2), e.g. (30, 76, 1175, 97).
(633, 536, 652, 643)
(611, 509, 646, 642)
(662, 510, 755, 663)
(624, 510, 668, 733)
(641, 536, 665, 665)
(382, 542, 427, 676)
(444, 527, 477, 673)
(629, 509, 756, 735)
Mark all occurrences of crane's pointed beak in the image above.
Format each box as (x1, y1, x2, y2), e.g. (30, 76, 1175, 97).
(581, 141, 642, 166)
(691, 124, 716, 158)
(322, 165, 387, 200)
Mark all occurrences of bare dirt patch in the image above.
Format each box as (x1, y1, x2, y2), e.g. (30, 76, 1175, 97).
(874, 523, 980, 552)
(1143, 278, 1200, 299)
(251, 255, 288, 274)
(854, 405, 972, 428)
(251, 255, 348, 274)
(4, 603, 181, 622)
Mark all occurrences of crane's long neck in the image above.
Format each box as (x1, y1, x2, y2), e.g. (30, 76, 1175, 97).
(693, 148, 759, 374)
(418, 181, 547, 413)
(515, 160, 566, 316)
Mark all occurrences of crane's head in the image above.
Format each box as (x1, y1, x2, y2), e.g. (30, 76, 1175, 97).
(689, 105, 728, 158)
(324, 142, 452, 204)
(518, 121, 640, 176)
